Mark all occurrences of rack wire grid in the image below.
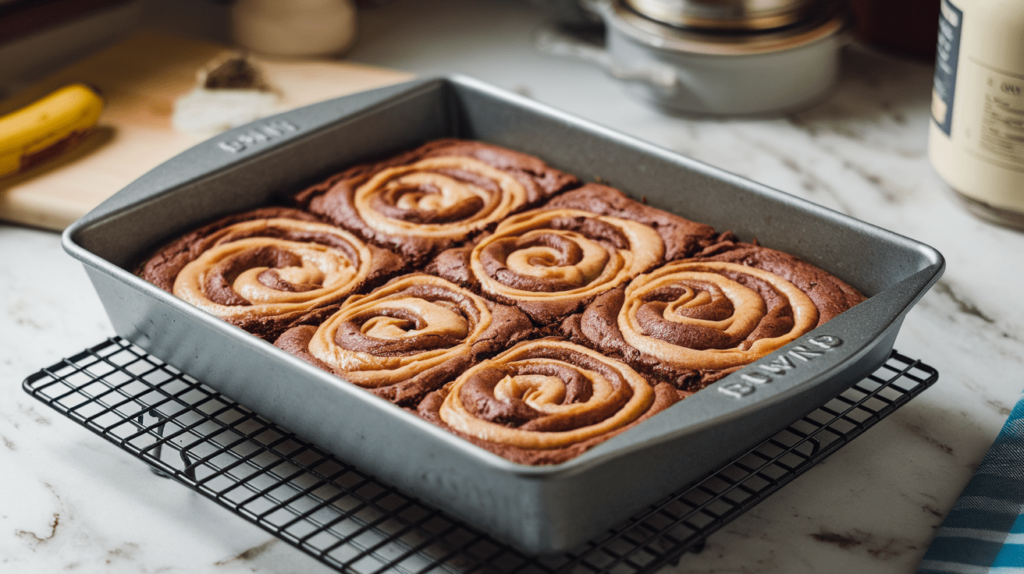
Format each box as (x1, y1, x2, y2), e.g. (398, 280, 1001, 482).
(23, 337, 937, 574)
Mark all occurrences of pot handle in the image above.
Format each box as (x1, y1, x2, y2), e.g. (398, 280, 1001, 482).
(534, 27, 679, 95)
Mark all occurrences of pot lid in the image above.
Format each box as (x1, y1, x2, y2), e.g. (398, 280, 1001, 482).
(607, 0, 849, 56)
(624, 0, 818, 30)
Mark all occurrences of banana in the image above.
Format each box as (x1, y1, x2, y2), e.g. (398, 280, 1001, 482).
(0, 83, 104, 179)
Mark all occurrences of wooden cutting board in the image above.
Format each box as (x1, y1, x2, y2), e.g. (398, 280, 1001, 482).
(0, 31, 413, 230)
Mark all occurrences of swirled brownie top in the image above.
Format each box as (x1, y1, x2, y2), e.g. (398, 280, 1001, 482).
(416, 338, 691, 465)
(138, 207, 405, 340)
(560, 241, 866, 391)
(274, 274, 534, 406)
(292, 139, 579, 265)
(543, 184, 719, 261)
(427, 184, 719, 324)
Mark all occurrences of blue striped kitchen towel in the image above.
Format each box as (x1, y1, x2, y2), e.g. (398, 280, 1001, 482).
(918, 392, 1024, 573)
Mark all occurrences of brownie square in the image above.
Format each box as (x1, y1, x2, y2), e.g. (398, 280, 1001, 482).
(561, 241, 866, 390)
(274, 274, 534, 406)
(138, 207, 405, 340)
(428, 184, 718, 324)
(292, 139, 579, 266)
(416, 338, 691, 465)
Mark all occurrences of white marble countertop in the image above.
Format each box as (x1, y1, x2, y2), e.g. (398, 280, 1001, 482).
(3, 1, 1024, 572)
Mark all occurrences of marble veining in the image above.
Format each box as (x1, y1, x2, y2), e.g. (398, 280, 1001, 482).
(2, 0, 1024, 572)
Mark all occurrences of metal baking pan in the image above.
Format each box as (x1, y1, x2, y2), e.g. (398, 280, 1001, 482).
(62, 76, 944, 555)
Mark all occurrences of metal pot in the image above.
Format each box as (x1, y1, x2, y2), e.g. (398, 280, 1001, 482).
(539, 0, 851, 115)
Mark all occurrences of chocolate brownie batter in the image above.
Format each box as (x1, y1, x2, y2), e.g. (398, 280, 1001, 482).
(138, 207, 405, 340)
(292, 139, 579, 265)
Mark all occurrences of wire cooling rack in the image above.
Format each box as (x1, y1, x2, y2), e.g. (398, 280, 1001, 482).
(23, 337, 937, 574)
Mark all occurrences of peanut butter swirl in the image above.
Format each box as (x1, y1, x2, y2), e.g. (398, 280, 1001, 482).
(439, 340, 655, 450)
(469, 209, 665, 322)
(173, 218, 373, 322)
(354, 156, 529, 240)
(618, 261, 819, 370)
(308, 275, 495, 388)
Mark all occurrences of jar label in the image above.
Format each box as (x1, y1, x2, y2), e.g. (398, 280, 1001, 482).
(932, 0, 963, 136)
(967, 65, 1024, 170)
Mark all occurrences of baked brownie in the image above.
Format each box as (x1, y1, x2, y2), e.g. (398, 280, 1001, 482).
(138, 207, 405, 340)
(274, 274, 534, 406)
(292, 139, 579, 266)
(428, 184, 718, 324)
(562, 241, 866, 390)
(543, 184, 719, 260)
(417, 339, 691, 465)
